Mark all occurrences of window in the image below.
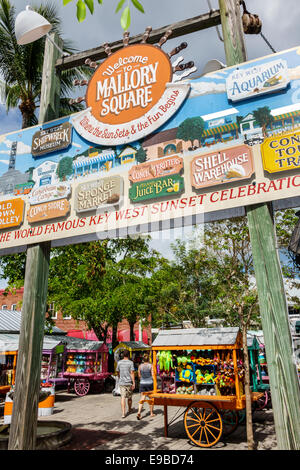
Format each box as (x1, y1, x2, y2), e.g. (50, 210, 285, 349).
(63, 314, 72, 320)
(11, 304, 17, 311)
(2, 305, 7, 310)
(48, 302, 57, 320)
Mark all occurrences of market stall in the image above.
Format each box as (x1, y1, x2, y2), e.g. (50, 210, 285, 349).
(0, 336, 17, 396)
(142, 327, 262, 448)
(41, 337, 66, 384)
(113, 341, 151, 394)
(113, 341, 151, 371)
(62, 338, 112, 396)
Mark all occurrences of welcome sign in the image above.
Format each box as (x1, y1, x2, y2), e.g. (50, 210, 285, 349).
(72, 44, 190, 146)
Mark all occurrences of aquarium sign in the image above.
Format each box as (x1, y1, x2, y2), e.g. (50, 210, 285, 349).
(0, 198, 24, 230)
(31, 122, 72, 157)
(129, 174, 184, 203)
(226, 59, 289, 102)
(128, 155, 183, 183)
(191, 145, 254, 189)
(75, 175, 123, 213)
(261, 129, 300, 173)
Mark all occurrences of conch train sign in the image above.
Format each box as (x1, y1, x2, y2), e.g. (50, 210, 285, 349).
(72, 44, 190, 146)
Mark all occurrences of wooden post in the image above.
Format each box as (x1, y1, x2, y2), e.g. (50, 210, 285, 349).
(246, 203, 300, 449)
(219, 0, 300, 449)
(8, 33, 61, 450)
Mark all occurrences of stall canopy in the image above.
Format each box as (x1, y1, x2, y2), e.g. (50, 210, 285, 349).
(0, 309, 66, 336)
(50, 335, 105, 352)
(152, 327, 241, 347)
(0, 333, 64, 352)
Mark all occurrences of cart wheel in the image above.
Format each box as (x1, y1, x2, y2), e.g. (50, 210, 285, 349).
(254, 391, 269, 411)
(184, 401, 223, 448)
(220, 410, 239, 436)
(74, 378, 90, 396)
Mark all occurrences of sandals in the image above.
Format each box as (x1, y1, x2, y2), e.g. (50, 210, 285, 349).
(137, 414, 142, 420)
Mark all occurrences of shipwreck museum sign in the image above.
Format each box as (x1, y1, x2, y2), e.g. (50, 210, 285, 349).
(0, 46, 299, 254)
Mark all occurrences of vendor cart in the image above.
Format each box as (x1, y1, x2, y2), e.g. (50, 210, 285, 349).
(41, 338, 66, 385)
(113, 341, 151, 393)
(248, 334, 271, 410)
(0, 347, 17, 396)
(63, 338, 112, 396)
(113, 341, 151, 371)
(142, 327, 263, 448)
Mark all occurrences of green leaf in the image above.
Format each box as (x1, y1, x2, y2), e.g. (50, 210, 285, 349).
(120, 6, 131, 30)
(131, 0, 144, 13)
(84, 0, 94, 14)
(63, 0, 74, 5)
(98, 0, 103, 3)
(115, 0, 126, 13)
(77, 0, 86, 22)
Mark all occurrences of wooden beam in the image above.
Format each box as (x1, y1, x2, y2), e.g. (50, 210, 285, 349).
(55, 10, 221, 71)
(7, 33, 61, 451)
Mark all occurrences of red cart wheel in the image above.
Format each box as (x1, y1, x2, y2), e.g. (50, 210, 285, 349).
(184, 401, 223, 448)
(254, 391, 269, 411)
(74, 378, 90, 396)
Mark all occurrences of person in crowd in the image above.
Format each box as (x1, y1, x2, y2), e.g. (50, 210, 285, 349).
(116, 349, 135, 418)
(136, 352, 155, 420)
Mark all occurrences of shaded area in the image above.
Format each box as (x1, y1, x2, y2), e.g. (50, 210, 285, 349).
(59, 428, 125, 450)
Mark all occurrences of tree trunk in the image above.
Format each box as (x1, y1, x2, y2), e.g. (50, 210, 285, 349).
(129, 321, 135, 342)
(242, 323, 255, 450)
(111, 324, 118, 350)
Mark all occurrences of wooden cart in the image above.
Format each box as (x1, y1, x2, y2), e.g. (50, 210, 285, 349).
(63, 338, 112, 396)
(248, 334, 271, 410)
(143, 327, 262, 448)
(0, 349, 17, 396)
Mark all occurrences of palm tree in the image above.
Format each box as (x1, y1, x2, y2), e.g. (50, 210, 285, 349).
(0, 0, 88, 129)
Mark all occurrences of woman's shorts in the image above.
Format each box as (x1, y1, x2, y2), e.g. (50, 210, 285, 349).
(139, 383, 153, 393)
(120, 385, 133, 398)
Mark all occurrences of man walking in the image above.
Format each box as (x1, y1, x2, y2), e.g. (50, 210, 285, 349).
(116, 350, 135, 418)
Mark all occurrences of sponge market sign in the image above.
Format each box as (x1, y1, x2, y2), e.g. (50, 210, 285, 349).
(72, 44, 190, 146)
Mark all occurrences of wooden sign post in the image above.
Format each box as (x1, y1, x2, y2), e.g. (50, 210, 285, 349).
(219, 0, 300, 449)
(8, 33, 62, 450)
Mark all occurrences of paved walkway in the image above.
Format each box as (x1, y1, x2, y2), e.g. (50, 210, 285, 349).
(37, 390, 277, 451)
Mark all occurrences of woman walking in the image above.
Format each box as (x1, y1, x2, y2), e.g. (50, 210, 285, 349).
(136, 353, 155, 420)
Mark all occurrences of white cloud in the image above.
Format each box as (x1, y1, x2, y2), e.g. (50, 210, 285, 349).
(0, 138, 31, 155)
(190, 80, 226, 97)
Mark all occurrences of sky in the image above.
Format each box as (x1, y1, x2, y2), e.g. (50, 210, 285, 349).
(0, 0, 299, 267)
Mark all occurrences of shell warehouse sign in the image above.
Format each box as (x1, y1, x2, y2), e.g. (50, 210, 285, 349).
(72, 44, 190, 146)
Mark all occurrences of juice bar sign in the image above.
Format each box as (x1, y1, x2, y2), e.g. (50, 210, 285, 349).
(72, 44, 190, 146)
(129, 174, 184, 203)
(32, 122, 72, 157)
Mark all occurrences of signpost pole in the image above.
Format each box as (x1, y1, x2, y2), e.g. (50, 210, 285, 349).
(8, 32, 62, 450)
(219, 0, 300, 449)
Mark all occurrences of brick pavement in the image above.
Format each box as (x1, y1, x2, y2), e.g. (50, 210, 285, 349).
(38, 390, 277, 451)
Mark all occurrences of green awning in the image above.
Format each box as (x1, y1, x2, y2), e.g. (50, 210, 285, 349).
(203, 123, 238, 137)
